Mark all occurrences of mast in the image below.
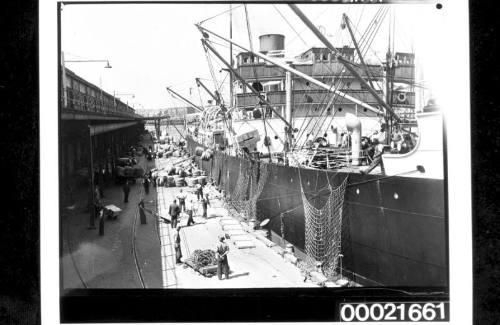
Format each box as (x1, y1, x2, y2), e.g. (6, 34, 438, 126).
(284, 64, 293, 150)
(229, 4, 234, 109)
(385, 9, 395, 144)
(343, 14, 376, 91)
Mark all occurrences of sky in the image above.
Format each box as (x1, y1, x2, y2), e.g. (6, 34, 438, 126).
(61, 2, 445, 111)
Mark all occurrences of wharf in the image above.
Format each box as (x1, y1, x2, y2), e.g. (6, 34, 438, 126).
(61, 137, 317, 289)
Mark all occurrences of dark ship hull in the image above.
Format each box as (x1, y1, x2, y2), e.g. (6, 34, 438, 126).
(187, 136, 447, 287)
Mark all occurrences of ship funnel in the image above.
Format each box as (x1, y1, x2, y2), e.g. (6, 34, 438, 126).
(259, 34, 285, 56)
(345, 113, 362, 166)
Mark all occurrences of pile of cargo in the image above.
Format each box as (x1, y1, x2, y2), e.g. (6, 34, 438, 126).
(149, 158, 207, 188)
(184, 249, 218, 276)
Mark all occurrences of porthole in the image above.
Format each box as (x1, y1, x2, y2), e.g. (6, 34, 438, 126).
(394, 193, 399, 200)
(356, 188, 360, 195)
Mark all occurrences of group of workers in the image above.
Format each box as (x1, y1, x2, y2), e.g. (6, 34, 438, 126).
(94, 132, 231, 280)
(166, 187, 229, 280)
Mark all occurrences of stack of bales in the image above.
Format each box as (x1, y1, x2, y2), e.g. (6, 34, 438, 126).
(175, 177, 186, 187)
(185, 177, 199, 187)
(165, 176, 175, 187)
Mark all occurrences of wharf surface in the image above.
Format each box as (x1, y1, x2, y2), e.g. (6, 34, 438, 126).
(61, 138, 315, 289)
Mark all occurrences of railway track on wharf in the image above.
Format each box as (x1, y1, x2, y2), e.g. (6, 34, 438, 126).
(131, 183, 147, 288)
(63, 209, 89, 289)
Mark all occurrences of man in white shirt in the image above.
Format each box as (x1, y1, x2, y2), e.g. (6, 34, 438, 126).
(176, 189, 187, 213)
(186, 199, 195, 226)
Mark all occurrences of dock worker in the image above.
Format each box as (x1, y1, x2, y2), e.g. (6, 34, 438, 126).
(195, 183, 203, 201)
(98, 208, 105, 236)
(152, 172, 157, 188)
(399, 134, 414, 154)
(174, 225, 182, 264)
(122, 180, 130, 203)
(201, 194, 210, 219)
(378, 125, 387, 145)
(391, 125, 403, 152)
(216, 235, 230, 280)
(142, 177, 150, 195)
(176, 189, 187, 213)
(169, 199, 181, 229)
(94, 186, 103, 218)
(186, 199, 195, 226)
(138, 199, 147, 225)
(360, 141, 388, 175)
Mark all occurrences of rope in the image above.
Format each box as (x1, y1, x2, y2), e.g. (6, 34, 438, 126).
(272, 5, 308, 47)
(197, 4, 243, 25)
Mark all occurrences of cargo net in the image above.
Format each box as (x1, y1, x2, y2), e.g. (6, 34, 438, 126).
(301, 175, 348, 277)
(228, 161, 272, 220)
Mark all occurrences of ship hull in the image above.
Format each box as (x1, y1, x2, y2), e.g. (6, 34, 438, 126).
(187, 137, 447, 287)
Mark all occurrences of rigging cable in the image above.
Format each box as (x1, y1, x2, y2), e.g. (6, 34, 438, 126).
(197, 4, 243, 25)
(272, 5, 309, 47)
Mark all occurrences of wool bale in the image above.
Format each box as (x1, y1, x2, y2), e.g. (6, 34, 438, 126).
(166, 176, 176, 187)
(197, 175, 207, 185)
(195, 147, 204, 156)
(185, 177, 198, 187)
(175, 177, 186, 187)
